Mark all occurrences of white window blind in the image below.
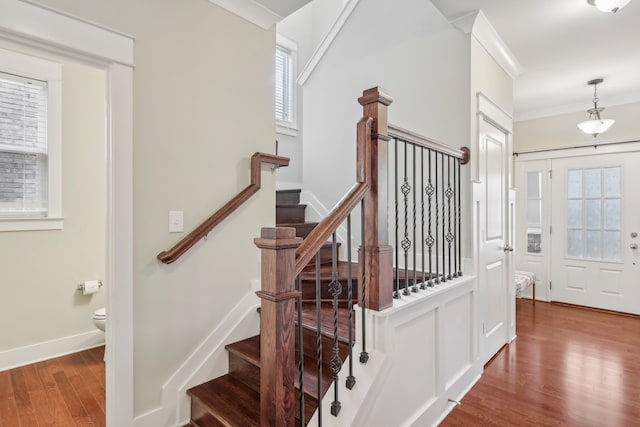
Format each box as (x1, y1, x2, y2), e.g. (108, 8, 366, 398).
(275, 44, 293, 124)
(0, 71, 48, 217)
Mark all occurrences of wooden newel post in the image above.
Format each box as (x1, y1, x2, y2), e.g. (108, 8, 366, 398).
(358, 87, 394, 311)
(254, 227, 302, 427)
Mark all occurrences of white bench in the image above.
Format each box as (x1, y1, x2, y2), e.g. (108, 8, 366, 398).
(515, 270, 536, 304)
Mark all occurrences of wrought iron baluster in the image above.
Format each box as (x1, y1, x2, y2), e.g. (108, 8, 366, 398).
(457, 160, 463, 276)
(402, 141, 412, 296)
(330, 233, 342, 416)
(434, 150, 440, 284)
(346, 215, 355, 389)
(420, 147, 426, 290)
(360, 200, 368, 363)
(426, 149, 434, 286)
(296, 275, 305, 427)
(412, 144, 418, 292)
(452, 156, 458, 278)
(315, 252, 323, 425)
(440, 152, 447, 283)
(394, 139, 400, 298)
(446, 155, 454, 280)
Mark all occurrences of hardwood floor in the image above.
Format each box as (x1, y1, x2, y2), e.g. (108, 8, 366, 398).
(441, 300, 640, 427)
(0, 346, 105, 427)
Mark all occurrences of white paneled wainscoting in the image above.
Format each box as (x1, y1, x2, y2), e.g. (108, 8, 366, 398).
(310, 274, 480, 427)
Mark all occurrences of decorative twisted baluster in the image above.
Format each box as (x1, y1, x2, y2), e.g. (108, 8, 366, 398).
(401, 142, 412, 296)
(425, 149, 435, 286)
(446, 155, 454, 280)
(412, 145, 418, 293)
(434, 151, 440, 284)
(329, 233, 342, 416)
(346, 215, 356, 389)
(457, 160, 463, 277)
(420, 148, 427, 290)
(359, 200, 368, 364)
(440, 152, 447, 283)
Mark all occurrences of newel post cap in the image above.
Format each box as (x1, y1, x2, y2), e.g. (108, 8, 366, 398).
(358, 86, 394, 106)
(254, 227, 302, 250)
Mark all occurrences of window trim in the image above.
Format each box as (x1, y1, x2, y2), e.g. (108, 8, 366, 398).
(0, 47, 62, 231)
(275, 33, 297, 136)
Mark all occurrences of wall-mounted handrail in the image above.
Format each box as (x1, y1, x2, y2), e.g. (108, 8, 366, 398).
(157, 152, 289, 264)
(388, 123, 470, 165)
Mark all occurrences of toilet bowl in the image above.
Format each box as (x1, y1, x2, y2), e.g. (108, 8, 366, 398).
(93, 307, 106, 332)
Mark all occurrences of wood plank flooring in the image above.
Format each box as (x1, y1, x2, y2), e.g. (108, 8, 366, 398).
(441, 300, 640, 426)
(0, 346, 105, 427)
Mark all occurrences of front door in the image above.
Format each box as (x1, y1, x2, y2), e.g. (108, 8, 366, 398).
(550, 153, 640, 315)
(478, 118, 511, 364)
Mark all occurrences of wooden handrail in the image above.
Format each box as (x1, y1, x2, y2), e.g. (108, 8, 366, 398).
(294, 182, 368, 275)
(293, 117, 373, 276)
(157, 152, 289, 264)
(388, 123, 471, 165)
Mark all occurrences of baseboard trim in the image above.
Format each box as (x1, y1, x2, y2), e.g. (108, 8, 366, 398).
(133, 289, 261, 427)
(0, 330, 105, 371)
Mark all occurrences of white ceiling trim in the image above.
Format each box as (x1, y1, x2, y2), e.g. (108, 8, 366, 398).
(451, 10, 524, 80)
(208, 0, 283, 29)
(297, 0, 361, 86)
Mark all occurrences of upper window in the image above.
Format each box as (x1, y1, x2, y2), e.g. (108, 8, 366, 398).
(0, 48, 62, 231)
(275, 35, 296, 135)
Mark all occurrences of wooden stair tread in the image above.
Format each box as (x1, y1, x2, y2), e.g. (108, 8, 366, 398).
(226, 335, 260, 367)
(225, 335, 340, 401)
(188, 375, 260, 427)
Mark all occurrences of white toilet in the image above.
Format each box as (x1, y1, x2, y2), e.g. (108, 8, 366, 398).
(93, 307, 106, 331)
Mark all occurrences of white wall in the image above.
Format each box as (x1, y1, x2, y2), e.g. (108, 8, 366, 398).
(276, 0, 349, 190)
(275, 3, 315, 189)
(36, 0, 276, 416)
(514, 101, 640, 152)
(302, 0, 470, 212)
(0, 54, 106, 358)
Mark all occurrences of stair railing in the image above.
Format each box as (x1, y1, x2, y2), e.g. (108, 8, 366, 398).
(256, 87, 471, 426)
(387, 124, 470, 297)
(157, 152, 289, 264)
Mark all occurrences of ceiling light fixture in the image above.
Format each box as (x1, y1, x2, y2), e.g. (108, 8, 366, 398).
(577, 78, 615, 138)
(587, 0, 631, 13)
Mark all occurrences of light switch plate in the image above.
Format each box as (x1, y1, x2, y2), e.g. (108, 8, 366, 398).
(169, 211, 184, 233)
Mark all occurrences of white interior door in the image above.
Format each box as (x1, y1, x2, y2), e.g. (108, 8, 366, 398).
(478, 118, 511, 364)
(550, 152, 640, 315)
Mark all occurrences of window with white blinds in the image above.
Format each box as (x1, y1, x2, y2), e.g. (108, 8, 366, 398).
(275, 35, 297, 134)
(275, 45, 293, 124)
(0, 72, 48, 217)
(0, 47, 61, 231)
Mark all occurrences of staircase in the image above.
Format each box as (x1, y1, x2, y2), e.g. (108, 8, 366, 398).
(185, 190, 353, 426)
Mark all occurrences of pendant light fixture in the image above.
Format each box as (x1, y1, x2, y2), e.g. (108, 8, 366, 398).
(587, 0, 631, 13)
(577, 79, 615, 138)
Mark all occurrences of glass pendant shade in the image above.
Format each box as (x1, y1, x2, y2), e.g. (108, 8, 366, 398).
(592, 0, 631, 12)
(577, 118, 615, 137)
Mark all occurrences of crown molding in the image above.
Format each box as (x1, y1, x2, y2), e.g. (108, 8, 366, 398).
(208, 0, 315, 29)
(208, 0, 281, 29)
(451, 10, 524, 80)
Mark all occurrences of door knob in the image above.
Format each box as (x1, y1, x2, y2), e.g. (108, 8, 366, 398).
(503, 244, 514, 252)
(631, 243, 638, 250)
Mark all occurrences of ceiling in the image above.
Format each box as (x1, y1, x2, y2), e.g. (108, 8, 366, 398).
(431, 0, 640, 121)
